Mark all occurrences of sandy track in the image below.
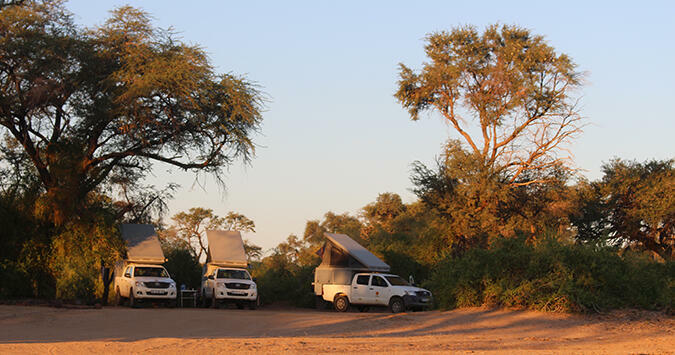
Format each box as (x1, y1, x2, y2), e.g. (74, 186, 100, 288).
(0, 305, 672, 354)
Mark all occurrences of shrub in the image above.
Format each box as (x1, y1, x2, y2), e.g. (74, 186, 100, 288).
(425, 235, 673, 312)
(163, 248, 202, 290)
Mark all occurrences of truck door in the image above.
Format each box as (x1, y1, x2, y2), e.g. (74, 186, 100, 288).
(123, 266, 133, 297)
(206, 273, 215, 297)
(351, 274, 371, 304)
(371, 275, 391, 306)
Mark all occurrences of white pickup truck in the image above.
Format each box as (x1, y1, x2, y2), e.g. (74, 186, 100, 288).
(202, 267, 258, 309)
(114, 264, 177, 307)
(321, 272, 432, 313)
(115, 224, 177, 307)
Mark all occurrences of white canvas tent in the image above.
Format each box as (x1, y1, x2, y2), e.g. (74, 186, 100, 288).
(314, 233, 390, 293)
(319, 233, 390, 272)
(119, 224, 165, 264)
(205, 230, 248, 268)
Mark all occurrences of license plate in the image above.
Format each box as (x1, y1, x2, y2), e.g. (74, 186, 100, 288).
(149, 290, 165, 295)
(230, 292, 245, 296)
(420, 298, 429, 302)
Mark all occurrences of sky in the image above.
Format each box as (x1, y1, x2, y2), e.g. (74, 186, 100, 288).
(65, 0, 675, 252)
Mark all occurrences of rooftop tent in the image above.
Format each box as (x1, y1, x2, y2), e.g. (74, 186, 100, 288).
(206, 230, 248, 268)
(319, 233, 390, 272)
(119, 224, 165, 264)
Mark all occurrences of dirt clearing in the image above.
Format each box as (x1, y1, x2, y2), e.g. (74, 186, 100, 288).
(0, 305, 672, 353)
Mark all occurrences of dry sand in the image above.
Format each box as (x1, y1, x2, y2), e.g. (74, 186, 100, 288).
(0, 304, 672, 354)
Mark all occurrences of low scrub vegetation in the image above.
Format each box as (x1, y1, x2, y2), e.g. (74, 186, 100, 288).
(425, 236, 674, 313)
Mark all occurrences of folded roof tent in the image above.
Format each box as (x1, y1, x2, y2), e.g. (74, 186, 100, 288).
(119, 224, 165, 264)
(319, 233, 390, 272)
(314, 233, 390, 293)
(205, 230, 248, 268)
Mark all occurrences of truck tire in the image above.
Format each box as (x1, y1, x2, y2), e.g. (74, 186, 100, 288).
(114, 287, 122, 306)
(129, 288, 136, 308)
(248, 296, 259, 310)
(389, 297, 404, 313)
(200, 289, 208, 308)
(334, 295, 350, 312)
(211, 290, 217, 309)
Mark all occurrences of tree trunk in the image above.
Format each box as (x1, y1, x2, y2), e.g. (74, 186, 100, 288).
(100, 261, 113, 306)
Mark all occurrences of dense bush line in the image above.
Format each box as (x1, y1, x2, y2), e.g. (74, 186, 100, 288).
(424, 236, 674, 313)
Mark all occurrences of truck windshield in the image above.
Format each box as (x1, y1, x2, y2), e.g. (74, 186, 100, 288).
(385, 276, 410, 286)
(134, 267, 169, 278)
(217, 269, 251, 280)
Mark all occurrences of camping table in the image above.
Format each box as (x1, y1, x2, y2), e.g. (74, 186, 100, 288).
(180, 289, 197, 307)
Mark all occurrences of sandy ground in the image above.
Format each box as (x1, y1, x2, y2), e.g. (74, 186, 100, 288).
(0, 305, 672, 354)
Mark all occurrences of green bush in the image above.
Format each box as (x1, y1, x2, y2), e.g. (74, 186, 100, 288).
(163, 248, 202, 290)
(0, 261, 33, 298)
(251, 255, 317, 308)
(425, 235, 673, 313)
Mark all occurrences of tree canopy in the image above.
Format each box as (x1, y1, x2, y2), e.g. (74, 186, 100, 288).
(0, 1, 263, 223)
(396, 24, 583, 185)
(573, 159, 674, 260)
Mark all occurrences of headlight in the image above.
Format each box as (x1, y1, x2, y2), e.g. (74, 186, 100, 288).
(404, 290, 412, 296)
(169, 283, 176, 288)
(217, 282, 226, 288)
(251, 284, 256, 289)
(135, 281, 144, 288)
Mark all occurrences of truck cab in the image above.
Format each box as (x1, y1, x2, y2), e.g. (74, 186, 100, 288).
(201, 267, 258, 309)
(114, 264, 177, 306)
(323, 272, 432, 313)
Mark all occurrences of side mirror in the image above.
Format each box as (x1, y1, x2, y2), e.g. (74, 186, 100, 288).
(208, 274, 214, 280)
(124, 272, 131, 278)
(252, 278, 257, 282)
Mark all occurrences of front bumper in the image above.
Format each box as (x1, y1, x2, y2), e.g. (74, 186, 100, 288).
(134, 288, 177, 300)
(403, 294, 433, 308)
(214, 288, 257, 301)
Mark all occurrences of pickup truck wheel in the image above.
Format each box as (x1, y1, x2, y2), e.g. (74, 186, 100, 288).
(129, 288, 136, 308)
(248, 297, 258, 310)
(200, 289, 208, 308)
(211, 290, 217, 309)
(114, 287, 122, 306)
(389, 297, 404, 313)
(334, 295, 349, 312)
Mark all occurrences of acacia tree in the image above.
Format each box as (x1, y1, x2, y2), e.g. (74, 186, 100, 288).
(170, 207, 258, 261)
(0, 2, 263, 223)
(396, 24, 583, 185)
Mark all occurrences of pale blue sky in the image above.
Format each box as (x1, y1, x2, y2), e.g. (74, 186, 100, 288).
(66, 0, 675, 251)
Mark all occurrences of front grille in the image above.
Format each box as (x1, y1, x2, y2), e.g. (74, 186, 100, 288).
(146, 291, 168, 296)
(226, 283, 250, 290)
(145, 282, 170, 289)
(227, 292, 247, 296)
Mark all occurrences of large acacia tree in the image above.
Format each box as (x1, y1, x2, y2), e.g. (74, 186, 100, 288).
(0, 1, 263, 223)
(397, 24, 583, 185)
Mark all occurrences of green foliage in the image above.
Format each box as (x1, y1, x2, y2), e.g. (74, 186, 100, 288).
(396, 24, 583, 184)
(251, 255, 317, 308)
(425, 235, 674, 312)
(0, 261, 32, 298)
(573, 159, 674, 260)
(48, 221, 123, 302)
(0, 1, 264, 224)
(163, 248, 202, 290)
